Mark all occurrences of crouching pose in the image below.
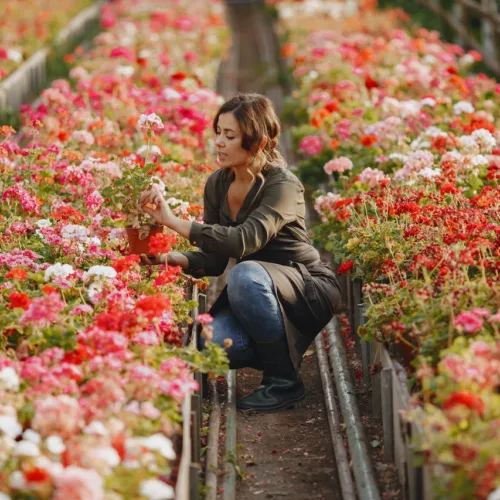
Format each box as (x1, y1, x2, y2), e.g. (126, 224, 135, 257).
(141, 92, 342, 412)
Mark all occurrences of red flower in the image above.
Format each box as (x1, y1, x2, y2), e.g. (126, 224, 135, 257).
(338, 260, 354, 274)
(135, 293, 171, 319)
(5, 268, 28, 280)
(8, 292, 31, 310)
(24, 467, 50, 483)
(443, 391, 485, 417)
(364, 75, 379, 90)
(112, 254, 141, 273)
(154, 265, 182, 286)
(360, 134, 378, 147)
(41, 285, 58, 295)
(148, 233, 178, 255)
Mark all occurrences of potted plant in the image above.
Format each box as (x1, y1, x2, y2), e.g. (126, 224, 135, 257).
(101, 113, 166, 254)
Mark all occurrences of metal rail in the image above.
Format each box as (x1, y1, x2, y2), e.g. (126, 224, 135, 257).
(315, 335, 357, 500)
(326, 318, 382, 500)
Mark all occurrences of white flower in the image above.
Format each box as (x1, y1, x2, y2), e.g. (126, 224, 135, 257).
(388, 153, 408, 162)
(129, 434, 175, 460)
(0, 491, 11, 500)
(472, 128, 497, 153)
(470, 155, 489, 167)
(453, 101, 474, 115)
(93, 446, 121, 468)
(459, 53, 475, 67)
(459, 135, 480, 155)
(0, 367, 19, 392)
(139, 479, 175, 500)
(36, 219, 52, 228)
(7, 49, 22, 63)
(420, 97, 436, 107)
(0, 415, 22, 438)
(88, 282, 103, 304)
(162, 88, 182, 101)
(46, 435, 66, 454)
(14, 440, 40, 457)
(44, 263, 75, 281)
(116, 65, 135, 78)
(9, 471, 26, 490)
(138, 113, 164, 130)
(71, 130, 95, 145)
(61, 224, 89, 242)
(488, 487, 500, 500)
(137, 144, 162, 156)
(23, 429, 41, 445)
(418, 167, 442, 179)
(84, 421, 109, 436)
(84, 265, 117, 280)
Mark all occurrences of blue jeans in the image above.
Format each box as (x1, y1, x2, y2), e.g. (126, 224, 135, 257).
(199, 261, 286, 365)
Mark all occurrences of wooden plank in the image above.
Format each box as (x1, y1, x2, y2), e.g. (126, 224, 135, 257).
(457, 0, 500, 30)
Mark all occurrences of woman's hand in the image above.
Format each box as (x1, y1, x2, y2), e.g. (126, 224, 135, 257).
(140, 189, 174, 227)
(140, 251, 189, 270)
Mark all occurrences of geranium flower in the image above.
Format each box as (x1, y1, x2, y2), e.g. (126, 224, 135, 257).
(454, 311, 484, 333)
(324, 156, 353, 175)
(138, 113, 164, 130)
(8, 292, 31, 310)
(442, 390, 485, 417)
(338, 260, 354, 274)
(148, 232, 177, 254)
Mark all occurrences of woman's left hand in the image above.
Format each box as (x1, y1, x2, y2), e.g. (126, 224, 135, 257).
(140, 189, 174, 227)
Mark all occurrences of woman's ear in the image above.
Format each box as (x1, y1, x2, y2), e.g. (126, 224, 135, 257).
(259, 136, 268, 151)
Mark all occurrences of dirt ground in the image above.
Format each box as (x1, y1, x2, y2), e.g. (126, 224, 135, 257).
(234, 347, 342, 499)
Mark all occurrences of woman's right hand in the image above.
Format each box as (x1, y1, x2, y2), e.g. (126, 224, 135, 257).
(140, 251, 189, 270)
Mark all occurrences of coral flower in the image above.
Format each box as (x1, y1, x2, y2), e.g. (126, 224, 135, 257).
(443, 391, 485, 417)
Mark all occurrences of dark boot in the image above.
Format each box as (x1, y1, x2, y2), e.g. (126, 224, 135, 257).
(236, 338, 305, 412)
(230, 357, 263, 370)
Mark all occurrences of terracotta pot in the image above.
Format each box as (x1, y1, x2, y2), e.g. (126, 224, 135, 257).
(126, 226, 163, 255)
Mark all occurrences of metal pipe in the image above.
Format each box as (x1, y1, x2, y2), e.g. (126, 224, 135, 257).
(315, 336, 357, 500)
(326, 318, 381, 500)
(223, 370, 237, 500)
(205, 380, 221, 500)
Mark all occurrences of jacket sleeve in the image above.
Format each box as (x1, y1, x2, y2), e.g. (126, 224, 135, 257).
(188, 177, 301, 259)
(181, 173, 229, 278)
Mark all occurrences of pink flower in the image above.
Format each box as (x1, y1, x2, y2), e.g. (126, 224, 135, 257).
(197, 313, 213, 324)
(2, 185, 40, 214)
(358, 167, 389, 187)
(32, 395, 82, 438)
(85, 191, 104, 211)
(299, 135, 323, 156)
(454, 311, 484, 333)
(159, 378, 199, 402)
(324, 157, 353, 175)
(132, 330, 161, 346)
(20, 293, 66, 327)
(53, 466, 104, 500)
(109, 46, 134, 61)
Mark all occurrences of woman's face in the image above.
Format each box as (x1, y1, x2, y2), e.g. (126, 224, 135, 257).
(214, 112, 252, 170)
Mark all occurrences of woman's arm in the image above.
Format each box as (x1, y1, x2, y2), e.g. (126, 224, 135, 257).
(141, 172, 229, 276)
(142, 176, 301, 259)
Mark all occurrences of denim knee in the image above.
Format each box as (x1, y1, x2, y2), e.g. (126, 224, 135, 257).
(227, 261, 273, 307)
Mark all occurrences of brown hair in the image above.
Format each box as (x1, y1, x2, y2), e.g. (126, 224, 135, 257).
(213, 92, 286, 171)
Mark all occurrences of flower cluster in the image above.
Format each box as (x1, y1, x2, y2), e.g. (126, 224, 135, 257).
(0, 1, 230, 498)
(276, 3, 500, 497)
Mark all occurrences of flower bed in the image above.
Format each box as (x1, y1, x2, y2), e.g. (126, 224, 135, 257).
(0, 0, 230, 498)
(0, 0, 97, 82)
(274, 2, 500, 497)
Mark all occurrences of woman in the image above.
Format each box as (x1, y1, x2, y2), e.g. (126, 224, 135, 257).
(141, 92, 342, 412)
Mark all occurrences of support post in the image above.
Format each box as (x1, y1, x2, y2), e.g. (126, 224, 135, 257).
(381, 368, 394, 461)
